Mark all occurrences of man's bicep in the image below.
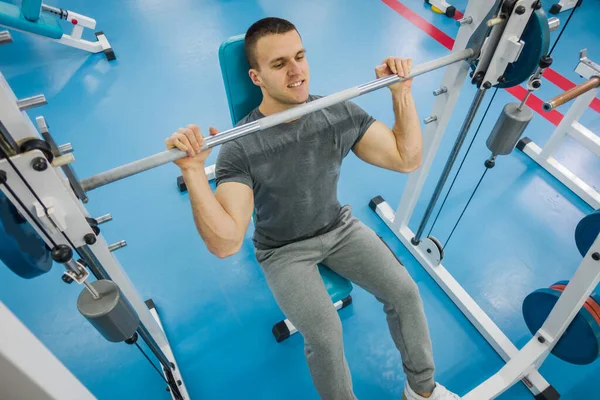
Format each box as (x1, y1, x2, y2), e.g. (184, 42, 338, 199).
(352, 120, 402, 171)
(215, 181, 254, 236)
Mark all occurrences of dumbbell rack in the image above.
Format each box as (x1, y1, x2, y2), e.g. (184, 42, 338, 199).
(518, 49, 600, 209)
(0, 58, 189, 399)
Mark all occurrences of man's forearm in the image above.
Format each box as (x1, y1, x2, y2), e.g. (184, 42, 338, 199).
(391, 89, 423, 169)
(181, 167, 240, 256)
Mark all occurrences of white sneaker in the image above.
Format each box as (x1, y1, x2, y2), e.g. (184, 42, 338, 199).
(403, 381, 461, 400)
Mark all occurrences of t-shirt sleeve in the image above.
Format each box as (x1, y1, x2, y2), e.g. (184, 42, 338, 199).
(215, 141, 253, 189)
(342, 100, 376, 156)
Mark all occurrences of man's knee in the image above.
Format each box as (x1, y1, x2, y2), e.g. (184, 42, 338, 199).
(380, 274, 422, 307)
(302, 312, 344, 356)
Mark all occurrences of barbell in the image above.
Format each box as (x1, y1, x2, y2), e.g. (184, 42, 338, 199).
(79, 49, 474, 192)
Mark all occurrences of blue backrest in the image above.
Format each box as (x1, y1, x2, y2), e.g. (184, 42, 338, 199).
(218, 34, 262, 125)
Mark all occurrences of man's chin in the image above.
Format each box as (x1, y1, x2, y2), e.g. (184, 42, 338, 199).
(286, 92, 309, 105)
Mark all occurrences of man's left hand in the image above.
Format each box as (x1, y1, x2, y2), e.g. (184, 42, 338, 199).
(375, 57, 413, 92)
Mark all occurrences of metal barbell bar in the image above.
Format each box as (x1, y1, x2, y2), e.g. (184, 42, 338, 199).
(79, 48, 475, 192)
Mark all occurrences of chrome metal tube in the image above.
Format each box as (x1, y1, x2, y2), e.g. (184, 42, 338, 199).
(58, 143, 73, 154)
(0, 31, 12, 45)
(543, 76, 600, 111)
(80, 49, 474, 192)
(17, 95, 47, 111)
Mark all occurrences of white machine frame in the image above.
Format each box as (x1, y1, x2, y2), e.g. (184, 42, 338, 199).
(550, 0, 580, 14)
(518, 49, 600, 209)
(0, 3, 113, 59)
(2, 0, 599, 398)
(0, 73, 188, 398)
(370, 0, 600, 398)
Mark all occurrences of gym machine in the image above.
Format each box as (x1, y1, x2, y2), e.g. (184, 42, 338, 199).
(0, 51, 186, 400)
(518, 49, 600, 209)
(369, 0, 600, 398)
(0, 0, 594, 398)
(0, 0, 114, 60)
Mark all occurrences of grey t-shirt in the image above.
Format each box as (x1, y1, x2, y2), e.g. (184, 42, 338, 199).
(215, 95, 376, 250)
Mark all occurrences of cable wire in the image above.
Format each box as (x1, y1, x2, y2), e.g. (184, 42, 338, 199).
(443, 167, 489, 250)
(427, 88, 498, 237)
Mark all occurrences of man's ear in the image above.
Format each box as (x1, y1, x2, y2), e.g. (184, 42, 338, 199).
(249, 69, 262, 87)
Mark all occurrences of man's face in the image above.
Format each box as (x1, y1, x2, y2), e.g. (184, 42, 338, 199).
(250, 30, 310, 105)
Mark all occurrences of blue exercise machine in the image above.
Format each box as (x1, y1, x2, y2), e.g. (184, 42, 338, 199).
(177, 35, 354, 342)
(0, 0, 114, 60)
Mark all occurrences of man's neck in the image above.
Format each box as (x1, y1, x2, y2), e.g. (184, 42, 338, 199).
(258, 97, 306, 117)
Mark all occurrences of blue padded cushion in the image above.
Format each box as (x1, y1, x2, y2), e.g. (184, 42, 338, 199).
(218, 35, 352, 301)
(21, 0, 43, 22)
(0, 1, 62, 39)
(218, 34, 263, 125)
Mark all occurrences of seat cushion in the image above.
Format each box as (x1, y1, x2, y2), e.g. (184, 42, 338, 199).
(218, 34, 263, 125)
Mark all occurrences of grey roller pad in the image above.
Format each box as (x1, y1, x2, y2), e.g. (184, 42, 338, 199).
(77, 280, 140, 342)
(486, 102, 534, 157)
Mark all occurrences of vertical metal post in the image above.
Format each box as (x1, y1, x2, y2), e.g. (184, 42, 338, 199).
(412, 88, 487, 243)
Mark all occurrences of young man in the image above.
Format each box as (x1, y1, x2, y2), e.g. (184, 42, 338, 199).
(166, 17, 460, 400)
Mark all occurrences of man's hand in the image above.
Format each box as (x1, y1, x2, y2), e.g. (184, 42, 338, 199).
(375, 57, 413, 93)
(165, 125, 219, 170)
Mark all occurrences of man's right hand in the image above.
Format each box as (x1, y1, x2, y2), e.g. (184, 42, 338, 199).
(165, 124, 220, 169)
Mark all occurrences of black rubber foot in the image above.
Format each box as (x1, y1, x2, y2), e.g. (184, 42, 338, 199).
(484, 158, 495, 169)
(272, 321, 291, 343)
(104, 48, 116, 61)
(535, 385, 560, 400)
(549, 4, 562, 14)
(145, 298, 156, 311)
(95, 32, 116, 61)
(445, 6, 456, 17)
(369, 195, 384, 211)
(516, 137, 532, 151)
(341, 295, 353, 309)
(177, 175, 187, 193)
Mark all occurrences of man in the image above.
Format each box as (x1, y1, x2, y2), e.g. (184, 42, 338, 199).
(166, 17, 460, 400)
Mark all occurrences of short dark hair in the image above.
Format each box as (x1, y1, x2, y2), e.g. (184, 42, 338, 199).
(245, 17, 299, 69)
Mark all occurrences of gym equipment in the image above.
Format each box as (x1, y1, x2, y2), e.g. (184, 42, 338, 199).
(0, 0, 579, 397)
(0, 45, 187, 399)
(518, 49, 600, 209)
(425, 0, 457, 18)
(575, 209, 600, 257)
(366, 0, 598, 397)
(80, 48, 476, 192)
(522, 210, 600, 365)
(77, 279, 140, 343)
(468, 8, 551, 89)
(550, 0, 581, 14)
(486, 102, 534, 161)
(482, 56, 552, 167)
(0, 0, 114, 60)
(523, 280, 600, 365)
(0, 190, 52, 278)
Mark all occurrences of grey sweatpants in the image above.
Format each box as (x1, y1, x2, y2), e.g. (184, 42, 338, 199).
(255, 206, 436, 399)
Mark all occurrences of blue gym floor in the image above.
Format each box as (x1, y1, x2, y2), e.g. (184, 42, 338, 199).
(1, 0, 599, 399)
